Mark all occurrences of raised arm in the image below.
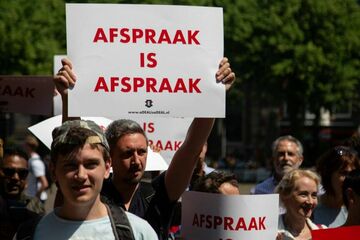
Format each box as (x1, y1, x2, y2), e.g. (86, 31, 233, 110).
(53, 58, 78, 123)
(164, 57, 235, 201)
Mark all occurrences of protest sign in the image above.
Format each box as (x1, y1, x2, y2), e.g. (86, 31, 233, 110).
(312, 226, 360, 240)
(0, 76, 54, 115)
(28, 115, 168, 171)
(132, 117, 192, 164)
(66, 3, 224, 118)
(181, 192, 279, 240)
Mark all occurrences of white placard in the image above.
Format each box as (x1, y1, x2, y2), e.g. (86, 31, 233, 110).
(66, 4, 224, 118)
(181, 192, 279, 240)
(132, 117, 192, 164)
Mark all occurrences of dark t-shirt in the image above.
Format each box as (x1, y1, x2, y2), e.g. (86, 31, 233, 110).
(101, 172, 176, 240)
(0, 194, 44, 240)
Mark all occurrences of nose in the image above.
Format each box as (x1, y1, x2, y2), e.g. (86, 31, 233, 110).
(75, 165, 87, 180)
(11, 172, 21, 181)
(131, 151, 141, 165)
(306, 195, 316, 205)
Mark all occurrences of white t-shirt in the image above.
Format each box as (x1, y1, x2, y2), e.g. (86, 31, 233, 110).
(25, 153, 47, 201)
(33, 209, 158, 240)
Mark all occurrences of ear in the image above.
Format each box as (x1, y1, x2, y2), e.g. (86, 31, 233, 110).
(104, 158, 112, 179)
(346, 188, 355, 206)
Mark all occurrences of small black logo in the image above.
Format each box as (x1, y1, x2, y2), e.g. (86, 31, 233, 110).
(145, 99, 153, 108)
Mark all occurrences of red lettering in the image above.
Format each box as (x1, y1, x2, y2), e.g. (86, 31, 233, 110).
(158, 78, 172, 92)
(94, 77, 109, 92)
(224, 217, 234, 231)
(156, 140, 163, 150)
(248, 217, 258, 230)
(158, 29, 171, 44)
(143, 122, 155, 133)
(146, 78, 157, 92)
(259, 217, 266, 230)
(173, 30, 186, 44)
(235, 217, 247, 231)
(147, 123, 155, 133)
(189, 78, 201, 93)
(213, 216, 222, 229)
(93, 28, 108, 42)
(173, 78, 187, 93)
(188, 30, 200, 44)
(146, 53, 157, 68)
(174, 141, 182, 150)
(120, 77, 131, 92)
(132, 28, 143, 43)
(192, 214, 199, 227)
(145, 29, 156, 43)
(120, 28, 130, 43)
(109, 28, 118, 42)
(200, 214, 205, 227)
(206, 215, 212, 229)
(133, 77, 144, 92)
(110, 77, 119, 92)
(164, 141, 173, 151)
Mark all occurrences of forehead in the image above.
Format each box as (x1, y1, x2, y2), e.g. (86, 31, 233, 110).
(276, 140, 298, 151)
(117, 133, 147, 148)
(57, 144, 104, 163)
(294, 176, 317, 191)
(3, 155, 27, 168)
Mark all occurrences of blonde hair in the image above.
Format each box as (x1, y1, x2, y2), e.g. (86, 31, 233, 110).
(275, 169, 320, 197)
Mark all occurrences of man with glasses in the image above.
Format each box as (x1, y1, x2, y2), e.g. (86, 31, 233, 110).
(0, 146, 44, 240)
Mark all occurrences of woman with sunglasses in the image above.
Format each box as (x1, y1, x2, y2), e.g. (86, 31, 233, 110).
(313, 146, 360, 227)
(0, 146, 45, 240)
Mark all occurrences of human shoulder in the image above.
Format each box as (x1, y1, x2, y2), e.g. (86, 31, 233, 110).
(253, 176, 277, 194)
(125, 211, 158, 240)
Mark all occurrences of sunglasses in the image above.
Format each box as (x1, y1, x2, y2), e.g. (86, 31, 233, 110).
(1, 167, 29, 180)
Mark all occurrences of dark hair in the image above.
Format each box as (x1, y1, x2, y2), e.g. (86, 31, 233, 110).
(316, 146, 360, 196)
(191, 171, 239, 193)
(105, 119, 148, 152)
(342, 169, 360, 208)
(51, 127, 110, 165)
(344, 134, 360, 156)
(1, 146, 29, 167)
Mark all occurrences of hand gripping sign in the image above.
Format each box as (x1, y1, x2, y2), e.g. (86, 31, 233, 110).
(181, 192, 279, 240)
(66, 4, 224, 118)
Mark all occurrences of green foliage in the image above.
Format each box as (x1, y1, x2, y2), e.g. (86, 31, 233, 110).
(223, 0, 360, 127)
(0, 0, 66, 75)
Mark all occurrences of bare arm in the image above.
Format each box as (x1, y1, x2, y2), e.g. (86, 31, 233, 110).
(53, 58, 79, 123)
(164, 57, 235, 201)
(36, 175, 48, 199)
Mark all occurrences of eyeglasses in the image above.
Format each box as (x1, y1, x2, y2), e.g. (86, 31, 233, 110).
(1, 167, 29, 180)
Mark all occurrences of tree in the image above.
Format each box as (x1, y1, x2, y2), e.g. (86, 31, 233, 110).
(0, 0, 66, 75)
(224, 0, 360, 136)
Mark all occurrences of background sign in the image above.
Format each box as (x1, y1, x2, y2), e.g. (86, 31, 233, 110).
(28, 115, 168, 171)
(0, 76, 54, 116)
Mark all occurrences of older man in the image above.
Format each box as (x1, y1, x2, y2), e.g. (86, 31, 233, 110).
(252, 135, 304, 194)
